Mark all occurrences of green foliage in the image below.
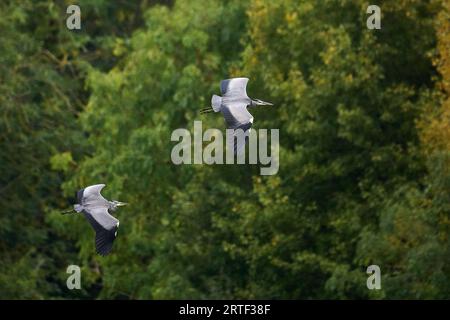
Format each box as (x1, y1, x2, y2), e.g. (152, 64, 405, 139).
(0, 0, 154, 298)
(1, 0, 448, 299)
(0, 0, 86, 298)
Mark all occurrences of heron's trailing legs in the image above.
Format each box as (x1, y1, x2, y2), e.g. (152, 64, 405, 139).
(61, 208, 75, 215)
(200, 107, 214, 114)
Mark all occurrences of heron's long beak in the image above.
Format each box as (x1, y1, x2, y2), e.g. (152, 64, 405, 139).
(117, 202, 128, 207)
(260, 100, 274, 106)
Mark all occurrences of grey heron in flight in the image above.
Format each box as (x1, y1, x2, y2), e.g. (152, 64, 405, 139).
(200, 77, 273, 154)
(63, 184, 127, 256)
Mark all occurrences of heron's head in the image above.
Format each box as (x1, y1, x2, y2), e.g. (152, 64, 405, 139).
(251, 98, 274, 107)
(111, 200, 128, 210)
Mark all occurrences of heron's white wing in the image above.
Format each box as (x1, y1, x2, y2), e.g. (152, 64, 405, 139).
(82, 206, 119, 256)
(78, 184, 107, 206)
(232, 121, 253, 155)
(221, 102, 253, 129)
(220, 78, 249, 98)
(221, 102, 254, 155)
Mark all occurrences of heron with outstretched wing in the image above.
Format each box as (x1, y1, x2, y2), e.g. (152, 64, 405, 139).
(200, 77, 274, 155)
(63, 184, 127, 256)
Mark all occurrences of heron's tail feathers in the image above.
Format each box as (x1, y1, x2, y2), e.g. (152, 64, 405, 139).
(200, 95, 222, 114)
(211, 95, 222, 112)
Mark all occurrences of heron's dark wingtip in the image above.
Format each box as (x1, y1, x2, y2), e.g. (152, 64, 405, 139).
(97, 251, 111, 256)
(96, 245, 113, 256)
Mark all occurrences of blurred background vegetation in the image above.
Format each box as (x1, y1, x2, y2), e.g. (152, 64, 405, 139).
(0, 0, 449, 299)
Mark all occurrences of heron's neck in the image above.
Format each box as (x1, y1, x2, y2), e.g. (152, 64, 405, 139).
(109, 201, 117, 211)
